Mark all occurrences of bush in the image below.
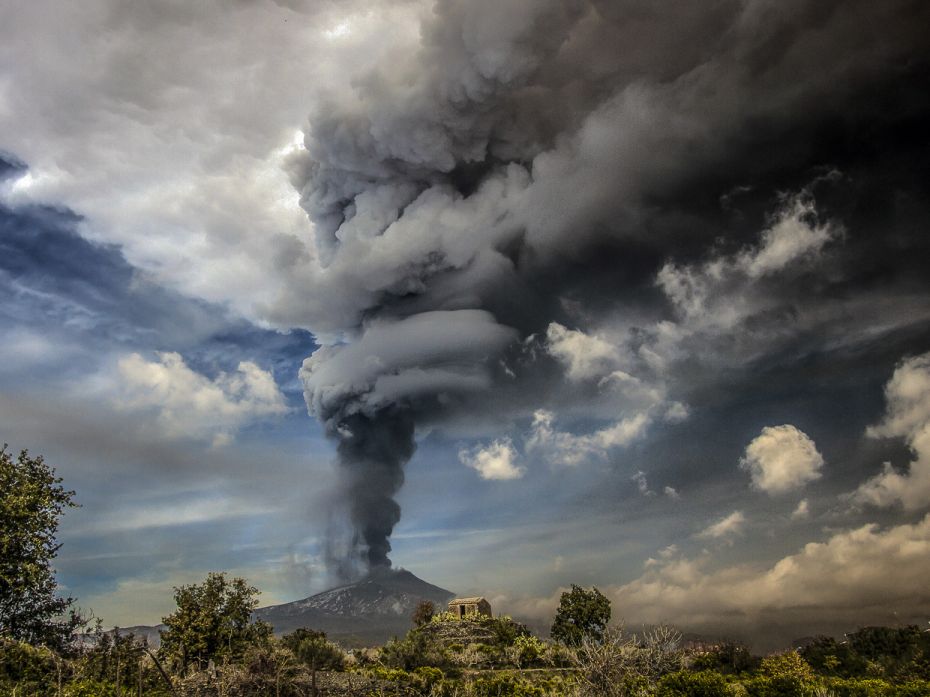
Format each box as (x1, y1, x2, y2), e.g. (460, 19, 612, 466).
(471, 673, 545, 697)
(659, 670, 731, 697)
(513, 634, 546, 667)
(744, 675, 815, 697)
(281, 628, 345, 671)
(482, 615, 531, 647)
(691, 642, 757, 675)
(823, 677, 895, 697)
(0, 637, 59, 693)
(380, 630, 436, 671)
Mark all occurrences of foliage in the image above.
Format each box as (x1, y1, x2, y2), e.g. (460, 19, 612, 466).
(0, 636, 60, 694)
(513, 634, 546, 667)
(380, 629, 436, 671)
(659, 670, 732, 697)
(550, 585, 611, 647)
(482, 615, 531, 647)
(158, 572, 272, 671)
(72, 629, 167, 695)
(280, 627, 345, 671)
(574, 626, 682, 697)
(691, 642, 758, 675)
(470, 672, 546, 697)
(801, 629, 930, 682)
(0, 446, 81, 649)
(412, 600, 435, 627)
(430, 611, 463, 624)
(759, 651, 816, 683)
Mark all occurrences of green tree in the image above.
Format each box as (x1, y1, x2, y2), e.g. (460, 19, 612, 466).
(280, 628, 344, 672)
(159, 572, 271, 671)
(550, 585, 611, 646)
(0, 446, 80, 648)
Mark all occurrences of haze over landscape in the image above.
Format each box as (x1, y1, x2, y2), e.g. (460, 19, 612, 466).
(2, 0, 930, 650)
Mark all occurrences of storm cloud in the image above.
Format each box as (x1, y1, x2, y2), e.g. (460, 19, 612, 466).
(283, 0, 930, 571)
(3, 0, 930, 641)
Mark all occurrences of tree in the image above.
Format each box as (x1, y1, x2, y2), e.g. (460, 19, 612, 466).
(411, 600, 435, 627)
(550, 585, 611, 646)
(281, 628, 344, 671)
(159, 572, 271, 671)
(0, 446, 80, 648)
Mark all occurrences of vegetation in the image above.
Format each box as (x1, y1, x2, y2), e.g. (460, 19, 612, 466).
(3, 448, 930, 695)
(413, 600, 436, 627)
(0, 446, 81, 649)
(159, 571, 272, 672)
(551, 585, 612, 647)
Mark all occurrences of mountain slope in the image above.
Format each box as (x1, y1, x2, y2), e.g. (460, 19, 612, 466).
(254, 568, 454, 646)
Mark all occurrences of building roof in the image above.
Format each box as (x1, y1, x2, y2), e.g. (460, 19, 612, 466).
(448, 597, 487, 604)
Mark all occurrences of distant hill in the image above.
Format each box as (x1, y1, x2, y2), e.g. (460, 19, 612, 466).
(254, 567, 455, 646)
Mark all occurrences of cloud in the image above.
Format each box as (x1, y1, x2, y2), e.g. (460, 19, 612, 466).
(791, 499, 810, 521)
(117, 352, 288, 446)
(736, 189, 839, 279)
(739, 425, 824, 495)
(611, 514, 930, 648)
(504, 516, 930, 650)
(459, 438, 524, 480)
(526, 408, 652, 467)
(631, 470, 654, 496)
(698, 511, 746, 540)
(545, 322, 623, 381)
(654, 188, 840, 336)
(663, 486, 680, 500)
(852, 352, 930, 510)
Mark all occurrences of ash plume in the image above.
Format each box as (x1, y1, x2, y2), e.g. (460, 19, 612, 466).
(290, 0, 930, 575)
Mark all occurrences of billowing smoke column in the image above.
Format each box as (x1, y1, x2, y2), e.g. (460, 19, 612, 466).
(300, 311, 517, 572)
(287, 0, 930, 574)
(336, 409, 414, 568)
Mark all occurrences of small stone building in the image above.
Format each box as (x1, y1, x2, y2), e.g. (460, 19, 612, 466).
(448, 597, 492, 619)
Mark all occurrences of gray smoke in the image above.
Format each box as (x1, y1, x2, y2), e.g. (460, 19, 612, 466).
(292, 0, 930, 573)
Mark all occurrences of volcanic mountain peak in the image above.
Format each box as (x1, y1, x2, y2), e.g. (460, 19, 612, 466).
(254, 567, 454, 645)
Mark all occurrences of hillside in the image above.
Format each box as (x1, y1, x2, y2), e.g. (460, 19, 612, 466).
(254, 567, 454, 646)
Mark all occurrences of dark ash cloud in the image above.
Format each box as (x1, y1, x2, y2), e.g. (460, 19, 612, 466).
(284, 0, 930, 574)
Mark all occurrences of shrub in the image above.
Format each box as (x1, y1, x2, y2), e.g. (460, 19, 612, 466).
(281, 628, 345, 671)
(659, 670, 732, 697)
(823, 677, 895, 697)
(513, 634, 546, 667)
(744, 675, 815, 697)
(412, 600, 436, 627)
(480, 615, 531, 647)
(470, 673, 545, 697)
(0, 638, 59, 693)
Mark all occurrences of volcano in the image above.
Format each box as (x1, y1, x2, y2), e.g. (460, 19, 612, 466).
(254, 568, 454, 646)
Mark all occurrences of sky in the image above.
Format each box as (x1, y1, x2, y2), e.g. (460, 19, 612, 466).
(2, 0, 930, 650)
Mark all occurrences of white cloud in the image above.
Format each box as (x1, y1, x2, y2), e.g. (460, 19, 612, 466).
(853, 352, 930, 510)
(664, 401, 690, 423)
(459, 438, 524, 480)
(612, 514, 930, 640)
(526, 408, 652, 467)
(503, 515, 930, 649)
(74, 496, 270, 534)
(698, 510, 746, 539)
(736, 192, 837, 279)
(645, 188, 840, 373)
(791, 499, 810, 520)
(663, 486, 680, 500)
(739, 425, 824, 495)
(632, 470, 654, 496)
(116, 352, 288, 445)
(545, 322, 622, 381)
